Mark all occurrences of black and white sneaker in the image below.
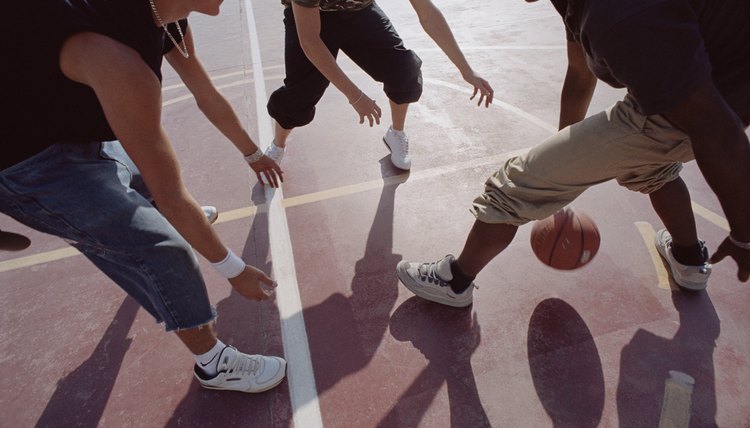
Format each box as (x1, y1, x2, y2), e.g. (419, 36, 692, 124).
(194, 346, 286, 393)
(396, 255, 474, 307)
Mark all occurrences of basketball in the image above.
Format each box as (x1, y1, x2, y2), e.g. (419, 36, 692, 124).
(530, 207, 600, 270)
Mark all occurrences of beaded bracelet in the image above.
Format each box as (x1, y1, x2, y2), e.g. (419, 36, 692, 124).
(349, 90, 364, 105)
(729, 235, 750, 250)
(211, 250, 246, 279)
(244, 148, 263, 164)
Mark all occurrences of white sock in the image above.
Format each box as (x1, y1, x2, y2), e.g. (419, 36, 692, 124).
(194, 339, 226, 376)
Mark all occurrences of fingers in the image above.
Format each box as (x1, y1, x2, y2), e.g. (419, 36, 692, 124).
(470, 87, 478, 100)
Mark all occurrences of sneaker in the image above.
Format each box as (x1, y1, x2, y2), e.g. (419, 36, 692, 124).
(383, 126, 411, 170)
(655, 229, 712, 291)
(261, 142, 285, 185)
(194, 346, 287, 393)
(265, 142, 285, 164)
(202, 206, 219, 224)
(396, 255, 474, 307)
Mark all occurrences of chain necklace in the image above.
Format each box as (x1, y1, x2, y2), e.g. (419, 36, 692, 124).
(147, 0, 189, 58)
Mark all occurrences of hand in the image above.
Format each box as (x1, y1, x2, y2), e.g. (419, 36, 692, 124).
(710, 237, 750, 282)
(465, 72, 494, 108)
(350, 91, 382, 127)
(228, 265, 278, 300)
(248, 155, 284, 188)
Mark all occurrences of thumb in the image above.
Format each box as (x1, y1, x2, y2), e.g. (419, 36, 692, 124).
(709, 247, 728, 264)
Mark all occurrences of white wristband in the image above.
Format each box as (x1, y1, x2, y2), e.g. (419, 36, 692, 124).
(211, 250, 246, 279)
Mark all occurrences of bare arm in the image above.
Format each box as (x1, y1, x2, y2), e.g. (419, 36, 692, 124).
(409, 0, 493, 107)
(166, 28, 283, 187)
(559, 41, 597, 130)
(291, 3, 381, 125)
(662, 80, 750, 282)
(59, 32, 275, 299)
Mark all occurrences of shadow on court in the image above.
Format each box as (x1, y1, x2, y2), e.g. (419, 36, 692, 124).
(527, 298, 605, 428)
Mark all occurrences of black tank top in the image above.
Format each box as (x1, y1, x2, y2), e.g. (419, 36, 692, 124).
(1, 0, 184, 170)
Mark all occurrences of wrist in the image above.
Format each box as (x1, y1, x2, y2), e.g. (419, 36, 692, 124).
(729, 234, 750, 250)
(244, 148, 263, 164)
(349, 90, 364, 105)
(211, 249, 246, 279)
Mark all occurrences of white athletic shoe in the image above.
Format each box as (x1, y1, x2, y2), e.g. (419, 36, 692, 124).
(194, 346, 287, 393)
(655, 229, 712, 291)
(261, 142, 285, 185)
(383, 126, 411, 170)
(396, 255, 475, 307)
(202, 206, 218, 224)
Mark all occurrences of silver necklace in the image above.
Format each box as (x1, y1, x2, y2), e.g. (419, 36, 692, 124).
(148, 0, 189, 58)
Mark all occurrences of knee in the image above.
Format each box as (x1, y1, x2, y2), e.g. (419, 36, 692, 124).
(267, 89, 317, 129)
(384, 51, 423, 104)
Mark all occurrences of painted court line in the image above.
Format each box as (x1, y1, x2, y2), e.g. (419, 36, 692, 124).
(635, 222, 673, 290)
(243, 1, 323, 427)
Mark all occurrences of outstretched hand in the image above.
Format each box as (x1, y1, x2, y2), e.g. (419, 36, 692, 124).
(351, 92, 382, 127)
(465, 72, 494, 108)
(710, 237, 750, 282)
(248, 155, 284, 188)
(228, 265, 278, 300)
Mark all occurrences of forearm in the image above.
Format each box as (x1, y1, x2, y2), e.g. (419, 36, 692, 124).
(300, 39, 360, 101)
(417, 7, 472, 77)
(153, 186, 228, 262)
(691, 127, 750, 241)
(558, 69, 596, 129)
(196, 93, 259, 156)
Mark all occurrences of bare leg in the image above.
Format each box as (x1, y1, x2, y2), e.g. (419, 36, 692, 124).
(389, 100, 409, 131)
(273, 121, 293, 148)
(649, 177, 699, 246)
(175, 323, 218, 355)
(455, 221, 518, 277)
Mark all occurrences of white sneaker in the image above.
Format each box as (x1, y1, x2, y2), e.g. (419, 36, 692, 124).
(261, 143, 285, 186)
(202, 206, 218, 224)
(194, 346, 287, 393)
(265, 142, 285, 164)
(383, 126, 411, 170)
(655, 229, 712, 291)
(396, 255, 474, 307)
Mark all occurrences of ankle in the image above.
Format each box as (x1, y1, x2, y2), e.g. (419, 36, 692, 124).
(449, 261, 475, 294)
(194, 339, 226, 376)
(671, 242, 706, 265)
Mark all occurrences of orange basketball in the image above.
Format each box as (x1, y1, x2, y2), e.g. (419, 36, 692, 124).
(530, 207, 600, 270)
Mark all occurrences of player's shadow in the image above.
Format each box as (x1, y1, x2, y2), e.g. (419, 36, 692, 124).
(380, 297, 489, 427)
(34, 297, 139, 428)
(167, 157, 408, 426)
(527, 298, 605, 428)
(165, 182, 289, 427)
(616, 291, 719, 427)
(301, 156, 406, 393)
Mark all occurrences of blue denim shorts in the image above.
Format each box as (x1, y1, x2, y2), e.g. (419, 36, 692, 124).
(0, 141, 216, 331)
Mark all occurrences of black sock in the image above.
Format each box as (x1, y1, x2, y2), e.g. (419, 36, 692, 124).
(672, 242, 706, 266)
(449, 261, 475, 294)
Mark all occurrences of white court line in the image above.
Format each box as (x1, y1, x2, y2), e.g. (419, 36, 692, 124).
(243, 1, 324, 427)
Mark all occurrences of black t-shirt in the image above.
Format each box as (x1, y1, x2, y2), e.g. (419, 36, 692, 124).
(1, 0, 186, 171)
(550, 0, 750, 124)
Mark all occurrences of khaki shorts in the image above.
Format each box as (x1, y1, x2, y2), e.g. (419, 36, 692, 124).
(471, 95, 695, 225)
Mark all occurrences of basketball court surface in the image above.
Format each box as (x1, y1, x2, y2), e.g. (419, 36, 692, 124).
(2, 1, 749, 426)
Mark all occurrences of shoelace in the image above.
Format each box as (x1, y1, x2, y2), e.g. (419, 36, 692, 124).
(418, 261, 447, 286)
(222, 352, 260, 376)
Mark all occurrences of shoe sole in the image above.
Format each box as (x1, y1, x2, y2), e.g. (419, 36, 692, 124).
(654, 233, 708, 291)
(396, 262, 472, 308)
(199, 360, 287, 393)
(382, 138, 411, 171)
